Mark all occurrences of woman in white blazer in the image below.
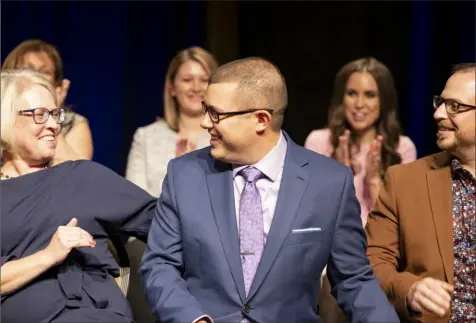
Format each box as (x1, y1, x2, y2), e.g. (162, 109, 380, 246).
(126, 47, 218, 197)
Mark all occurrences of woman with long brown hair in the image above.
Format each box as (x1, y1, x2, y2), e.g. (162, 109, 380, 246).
(306, 57, 416, 224)
(306, 57, 417, 323)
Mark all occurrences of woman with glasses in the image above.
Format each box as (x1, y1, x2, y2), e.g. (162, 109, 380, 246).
(2, 39, 93, 160)
(0, 69, 156, 323)
(304, 57, 417, 323)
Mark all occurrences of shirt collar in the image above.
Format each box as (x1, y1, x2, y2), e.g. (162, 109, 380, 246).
(232, 131, 287, 182)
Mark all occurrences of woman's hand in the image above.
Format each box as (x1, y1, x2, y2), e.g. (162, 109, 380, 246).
(335, 129, 352, 167)
(175, 137, 197, 157)
(365, 135, 383, 182)
(44, 218, 96, 266)
(335, 129, 361, 174)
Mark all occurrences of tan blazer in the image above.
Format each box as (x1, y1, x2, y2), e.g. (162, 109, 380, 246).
(366, 152, 454, 323)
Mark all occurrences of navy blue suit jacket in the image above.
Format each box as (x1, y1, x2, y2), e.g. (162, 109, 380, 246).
(140, 134, 399, 323)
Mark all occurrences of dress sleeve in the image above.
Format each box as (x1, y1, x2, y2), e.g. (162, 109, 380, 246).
(77, 161, 158, 241)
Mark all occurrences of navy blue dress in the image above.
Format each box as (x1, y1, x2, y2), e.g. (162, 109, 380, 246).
(1, 160, 157, 322)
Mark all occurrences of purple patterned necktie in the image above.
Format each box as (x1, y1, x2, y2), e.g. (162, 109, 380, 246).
(239, 166, 264, 296)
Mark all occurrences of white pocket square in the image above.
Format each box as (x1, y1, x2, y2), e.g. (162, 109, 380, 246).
(291, 227, 322, 233)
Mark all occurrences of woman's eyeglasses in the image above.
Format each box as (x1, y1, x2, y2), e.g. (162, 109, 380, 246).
(17, 107, 66, 124)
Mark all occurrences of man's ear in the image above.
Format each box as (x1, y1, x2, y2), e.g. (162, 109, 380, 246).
(255, 110, 272, 133)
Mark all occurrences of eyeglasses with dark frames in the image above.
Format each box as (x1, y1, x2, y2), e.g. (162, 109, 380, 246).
(17, 107, 66, 124)
(202, 101, 274, 123)
(433, 95, 476, 115)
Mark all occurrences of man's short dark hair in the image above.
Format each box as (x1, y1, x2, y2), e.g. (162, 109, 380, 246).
(209, 57, 288, 130)
(451, 62, 476, 75)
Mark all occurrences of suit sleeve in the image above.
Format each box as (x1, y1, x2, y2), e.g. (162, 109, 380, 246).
(139, 159, 209, 323)
(366, 167, 421, 321)
(327, 168, 400, 323)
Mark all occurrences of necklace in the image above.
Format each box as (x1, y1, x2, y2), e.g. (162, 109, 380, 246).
(0, 162, 51, 180)
(0, 172, 11, 179)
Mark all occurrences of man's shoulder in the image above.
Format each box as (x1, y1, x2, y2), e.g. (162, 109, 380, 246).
(168, 147, 213, 171)
(292, 142, 350, 175)
(168, 142, 352, 177)
(386, 152, 447, 178)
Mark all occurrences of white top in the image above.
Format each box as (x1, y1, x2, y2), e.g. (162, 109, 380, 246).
(125, 119, 210, 197)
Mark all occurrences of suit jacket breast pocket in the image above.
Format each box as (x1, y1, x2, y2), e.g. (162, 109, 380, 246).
(285, 230, 326, 245)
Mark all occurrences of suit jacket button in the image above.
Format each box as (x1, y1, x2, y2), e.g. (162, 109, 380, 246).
(243, 305, 251, 314)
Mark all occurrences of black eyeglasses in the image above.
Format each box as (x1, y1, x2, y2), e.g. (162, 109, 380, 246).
(202, 102, 274, 123)
(433, 95, 476, 115)
(17, 107, 66, 124)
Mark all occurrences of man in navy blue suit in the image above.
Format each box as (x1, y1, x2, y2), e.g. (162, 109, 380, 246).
(140, 57, 399, 323)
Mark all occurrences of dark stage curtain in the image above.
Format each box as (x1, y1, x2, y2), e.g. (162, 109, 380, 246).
(1, 1, 206, 174)
(237, 1, 475, 158)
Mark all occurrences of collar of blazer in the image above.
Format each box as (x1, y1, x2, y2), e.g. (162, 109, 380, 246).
(430, 151, 453, 170)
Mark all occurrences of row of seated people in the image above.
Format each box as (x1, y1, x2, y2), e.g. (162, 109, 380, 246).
(2, 39, 418, 322)
(1, 42, 474, 322)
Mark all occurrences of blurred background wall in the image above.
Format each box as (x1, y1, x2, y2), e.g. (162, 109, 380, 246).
(2, 1, 474, 174)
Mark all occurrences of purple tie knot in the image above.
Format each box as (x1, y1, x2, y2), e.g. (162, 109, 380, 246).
(240, 167, 262, 183)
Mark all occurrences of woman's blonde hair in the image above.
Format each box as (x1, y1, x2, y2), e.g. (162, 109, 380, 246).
(163, 47, 218, 131)
(1, 69, 57, 153)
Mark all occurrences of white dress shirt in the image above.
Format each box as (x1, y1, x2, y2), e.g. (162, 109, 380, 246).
(232, 132, 287, 243)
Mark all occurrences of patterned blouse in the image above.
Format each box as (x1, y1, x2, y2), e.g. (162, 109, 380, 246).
(450, 159, 476, 323)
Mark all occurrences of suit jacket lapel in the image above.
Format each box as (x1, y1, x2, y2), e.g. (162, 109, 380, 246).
(206, 160, 246, 302)
(426, 155, 454, 284)
(247, 142, 309, 299)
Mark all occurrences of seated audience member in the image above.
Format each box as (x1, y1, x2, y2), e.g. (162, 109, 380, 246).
(0, 69, 156, 323)
(124, 46, 218, 323)
(2, 39, 93, 160)
(306, 57, 416, 323)
(366, 63, 475, 323)
(305, 57, 417, 225)
(139, 57, 399, 323)
(126, 46, 218, 197)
